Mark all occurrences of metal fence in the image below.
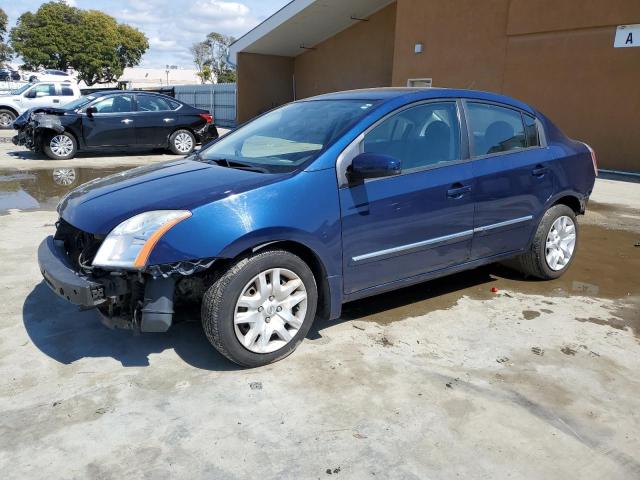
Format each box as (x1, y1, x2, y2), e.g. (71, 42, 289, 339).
(174, 83, 237, 128)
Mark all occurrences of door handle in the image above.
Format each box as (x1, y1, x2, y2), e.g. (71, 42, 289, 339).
(532, 165, 548, 177)
(163, 118, 176, 123)
(121, 119, 133, 124)
(447, 184, 471, 199)
(53, 99, 60, 103)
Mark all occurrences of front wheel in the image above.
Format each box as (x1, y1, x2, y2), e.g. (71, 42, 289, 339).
(512, 204, 578, 279)
(169, 129, 195, 155)
(43, 132, 78, 160)
(202, 249, 318, 367)
(0, 109, 16, 129)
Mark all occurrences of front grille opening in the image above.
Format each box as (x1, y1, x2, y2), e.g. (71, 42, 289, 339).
(54, 219, 104, 272)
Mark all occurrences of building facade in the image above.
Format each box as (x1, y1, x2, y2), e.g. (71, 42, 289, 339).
(230, 0, 640, 172)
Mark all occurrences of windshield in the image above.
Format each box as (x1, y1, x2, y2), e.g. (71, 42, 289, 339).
(63, 95, 95, 111)
(200, 99, 377, 173)
(10, 84, 32, 95)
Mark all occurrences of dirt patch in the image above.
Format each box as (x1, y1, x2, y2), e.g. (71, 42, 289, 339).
(523, 310, 541, 320)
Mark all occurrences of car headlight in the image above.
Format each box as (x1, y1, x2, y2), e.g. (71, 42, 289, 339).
(93, 210, 192, 269)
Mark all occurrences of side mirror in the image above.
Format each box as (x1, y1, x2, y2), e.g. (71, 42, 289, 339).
(349, 152, 401, 182)
(85, 106, 95, 117)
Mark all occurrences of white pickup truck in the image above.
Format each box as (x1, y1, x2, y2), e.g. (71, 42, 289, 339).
(0, 81, 81, 129)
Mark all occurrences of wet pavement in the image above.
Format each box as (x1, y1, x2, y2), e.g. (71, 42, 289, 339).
(0, 166, 132, 212)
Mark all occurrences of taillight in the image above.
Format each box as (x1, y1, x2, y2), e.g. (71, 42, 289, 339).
(199, 113, 213, 124)
(584, 143, 598, 176)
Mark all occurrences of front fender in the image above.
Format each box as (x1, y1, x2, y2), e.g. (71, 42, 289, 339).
(147, 168, 343, 277)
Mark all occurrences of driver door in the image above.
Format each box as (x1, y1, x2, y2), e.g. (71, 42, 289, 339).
(339, 101, 475, 295)
(82, 94, 136, 147)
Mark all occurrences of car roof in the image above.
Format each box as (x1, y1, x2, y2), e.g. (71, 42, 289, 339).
(85, 90, 175, 99)
(304, 87, 535, 114)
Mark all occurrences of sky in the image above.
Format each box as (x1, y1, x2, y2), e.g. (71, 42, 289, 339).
(2, 0, 291, 69)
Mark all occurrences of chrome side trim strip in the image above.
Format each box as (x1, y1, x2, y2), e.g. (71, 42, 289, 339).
(351, 215, 533, 264)
(473, 215, 533, 233)
(352, 229, 474, 263)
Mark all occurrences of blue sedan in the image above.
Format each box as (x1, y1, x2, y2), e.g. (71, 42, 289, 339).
(37, 88, 597, 367)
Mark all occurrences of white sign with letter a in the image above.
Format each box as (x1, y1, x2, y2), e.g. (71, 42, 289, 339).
(614, 24, 639, 48)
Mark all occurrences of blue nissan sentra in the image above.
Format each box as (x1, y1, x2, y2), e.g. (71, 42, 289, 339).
(38, 88, 597, 367)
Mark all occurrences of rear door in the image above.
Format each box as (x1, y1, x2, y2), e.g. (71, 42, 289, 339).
(82, 94, 136, 147)
(464, 101, 554, 259)
(135, 94, 181, 146)
(340, 100, 475, 295)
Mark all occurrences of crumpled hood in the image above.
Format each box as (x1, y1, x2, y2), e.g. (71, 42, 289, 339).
(59, 159, 284, 235)
(13, 107, 67, 129)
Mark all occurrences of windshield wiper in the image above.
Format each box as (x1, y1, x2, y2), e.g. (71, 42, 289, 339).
(198, 155, 269, 174)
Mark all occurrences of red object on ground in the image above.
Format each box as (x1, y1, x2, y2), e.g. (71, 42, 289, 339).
(491, 287, 499, 293)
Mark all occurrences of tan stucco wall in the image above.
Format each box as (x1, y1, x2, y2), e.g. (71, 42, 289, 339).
(391, 0, 640, 171)
(236, 52, 294, 123)
(293, 3, 396, 99)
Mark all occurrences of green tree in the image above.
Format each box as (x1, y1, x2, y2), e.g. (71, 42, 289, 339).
(10, 2, 148, 85)
(0, 8, 13, 63)
(191, 32, 236, 83)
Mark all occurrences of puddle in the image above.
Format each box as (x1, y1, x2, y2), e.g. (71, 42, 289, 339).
(0, 167, 129, 212)
(342, 224, 640, 330)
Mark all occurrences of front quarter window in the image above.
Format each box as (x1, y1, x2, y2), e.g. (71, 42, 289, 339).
(200, 100, 377, 173)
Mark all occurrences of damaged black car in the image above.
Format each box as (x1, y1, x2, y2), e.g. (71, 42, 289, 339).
(12, 91, 218, 160)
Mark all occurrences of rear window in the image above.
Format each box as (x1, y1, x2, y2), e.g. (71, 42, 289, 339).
(467, 102, 526, 156)
(137, 95, 177, 112)
(60, 85, 75, 96)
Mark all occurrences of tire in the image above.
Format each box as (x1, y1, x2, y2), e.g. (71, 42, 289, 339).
(29, 75, 38, 83)
(168, 129, 196, 155)
(43, 132, 78, 160)
(202, 249, 318, 367)
(0, 109, 16, 129)
(511, 204, 578, 279)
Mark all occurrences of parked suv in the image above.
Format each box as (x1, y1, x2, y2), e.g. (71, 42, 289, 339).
(0, 81, 81, 128)
(37, 88, 597, 367)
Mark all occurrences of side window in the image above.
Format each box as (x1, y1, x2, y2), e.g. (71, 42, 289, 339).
(92, 95, 134, 114)
(523, 113, 540, 147)
(60, 85, 75, 96)
(137, 95, 173, 112)
(30, 84, 56, 97)
(363, 102, 461, 171)
(467, 102, 526, 156)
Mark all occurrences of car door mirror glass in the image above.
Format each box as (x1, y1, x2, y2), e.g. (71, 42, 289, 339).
(85, 106, 96, 117)
(349, 152, 401, 182)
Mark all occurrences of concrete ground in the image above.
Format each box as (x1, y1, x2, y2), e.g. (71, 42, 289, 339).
(0, 129, 639, 479)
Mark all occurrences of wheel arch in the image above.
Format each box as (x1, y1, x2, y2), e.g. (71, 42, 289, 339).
(233, 239, 334, 322)
(0, 105, 19, 117)
(551, 193, 584, 215)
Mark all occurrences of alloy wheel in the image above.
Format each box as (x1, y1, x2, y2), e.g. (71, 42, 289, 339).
(174, 132, 193, 153)
(0, 112, 13, 128)
(545, 215, 576, 271)
(50, 135, 74, 157)
(234, 268, 307, 354)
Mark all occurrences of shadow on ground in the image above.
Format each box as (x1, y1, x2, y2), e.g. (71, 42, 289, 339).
(23, 282, 237, 371)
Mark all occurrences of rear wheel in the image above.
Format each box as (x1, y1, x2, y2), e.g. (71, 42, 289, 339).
(201, 249, 318, 367)
(0, 109, 16, 129)
(43, 132, 77, 160)
(169, 129, 195, 155)
(511, 204, 578, 279)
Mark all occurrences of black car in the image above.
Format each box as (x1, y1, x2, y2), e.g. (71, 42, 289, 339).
(12, 91, 218, 160)
(0, 67, 21, 81)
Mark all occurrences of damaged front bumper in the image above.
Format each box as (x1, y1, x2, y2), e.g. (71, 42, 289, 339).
(38, 235, 178, 332)
(12, 109, 65, 151)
